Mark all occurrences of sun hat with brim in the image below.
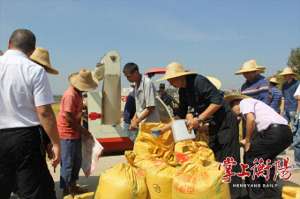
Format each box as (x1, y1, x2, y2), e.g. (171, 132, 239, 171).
(224, 93, 250, 103)
(158, 62, 196, 81)
(30, 47, 59, 75)
(235, 59, 266, 75)
(68, 69, 98, 92)
(206, 76, 222, 90)
(257, 66, 266, 73)
(278, 67, 296, 76)
(269, 77, 279, 84)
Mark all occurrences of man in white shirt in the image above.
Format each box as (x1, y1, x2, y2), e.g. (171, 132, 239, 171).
(0, 29, 60, 199)
(292, 85, 300, 168)
(225, 94, 292, 199)
(123, 62, 160, 132)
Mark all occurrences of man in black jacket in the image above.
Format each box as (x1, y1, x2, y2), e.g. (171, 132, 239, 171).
(159, 62, 241, 199)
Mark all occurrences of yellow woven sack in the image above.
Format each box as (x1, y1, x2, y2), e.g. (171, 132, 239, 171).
(174, 140, 215, 164)
(94, 163, 148, 199)
(282, 186, 300, 199)
(133, 157, 176, 199)
(172, 159, 230, 199)
(133, 123, 174, 158)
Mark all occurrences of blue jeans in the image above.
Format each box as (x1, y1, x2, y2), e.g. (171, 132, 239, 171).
(123, 123, 138, 142)
(285, 111, 296, 123)
(60, 139, 82, 189)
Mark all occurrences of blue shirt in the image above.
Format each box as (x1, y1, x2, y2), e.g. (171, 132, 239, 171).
(282, 79, 299, 113)
(241, 75, 270, 104)
(269, 86, 282, 113)
(123, 91, 136, 124)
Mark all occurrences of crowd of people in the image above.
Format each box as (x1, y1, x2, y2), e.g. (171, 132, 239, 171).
(0, 28, 299, 199)
(122, 60, 300, 199)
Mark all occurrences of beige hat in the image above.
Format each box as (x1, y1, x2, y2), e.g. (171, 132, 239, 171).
(257, 66, 266, 73)
(235, 59, 266, 75)
(68, 69, 98, 91)
(278, 67, 296, 76)
(224, 92, 250, 103)
(206, 76, 222, 90)
(158, 62, 196, 81)
(269, 77, 279, 84)
(30, 47, 59, 75)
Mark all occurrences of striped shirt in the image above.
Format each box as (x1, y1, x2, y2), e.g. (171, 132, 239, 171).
(241, 75, 270, 104)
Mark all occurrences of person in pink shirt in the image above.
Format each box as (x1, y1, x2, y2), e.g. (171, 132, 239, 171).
(225, 94, 292, 199)
(57, 69, 97, 196)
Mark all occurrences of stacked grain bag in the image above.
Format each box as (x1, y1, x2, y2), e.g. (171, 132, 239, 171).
(95, 122, 230, 199)
(282, 186, 300, 199)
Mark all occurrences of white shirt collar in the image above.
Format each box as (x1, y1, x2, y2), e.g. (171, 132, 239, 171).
(4, 49, 28, 58)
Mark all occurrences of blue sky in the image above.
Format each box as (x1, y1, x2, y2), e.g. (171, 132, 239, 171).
(1, 0, 300, 95)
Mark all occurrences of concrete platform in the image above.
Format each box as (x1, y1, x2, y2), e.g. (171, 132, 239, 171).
(50, 154, 126, 198)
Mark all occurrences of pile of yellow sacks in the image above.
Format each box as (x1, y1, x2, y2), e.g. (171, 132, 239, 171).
(94, 123, 230, 199)
(282, 186, 300, 199)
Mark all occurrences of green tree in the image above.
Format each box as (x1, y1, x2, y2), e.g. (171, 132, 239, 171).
(272, 47, 300, 88)
(288, 47, 300, 73)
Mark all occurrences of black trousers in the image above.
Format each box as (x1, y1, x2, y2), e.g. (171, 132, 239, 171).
(209, 110, 242, 199)
(0, 126, 56, 199)
(245, 124, 293, 199)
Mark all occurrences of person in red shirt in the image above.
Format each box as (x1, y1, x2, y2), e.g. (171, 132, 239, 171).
(57, 69, 97, 196)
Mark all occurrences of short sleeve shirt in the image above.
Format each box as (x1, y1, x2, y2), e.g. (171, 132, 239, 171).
(0, 50, 54, 129)
(57, 86, 83, 139)
(134, 75, 160, 122)
(241, 75, 270, 104)
(294, 83, 300, 97)
(282, 79, 299, 113)
(240, 98, 287, 132)
(269, 86, 282, 113)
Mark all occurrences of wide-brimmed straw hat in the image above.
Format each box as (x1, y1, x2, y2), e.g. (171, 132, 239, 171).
(30, 47, 59, 75)
(68, 69, 98, 92)
(278, 67, 296, 76)
(224, 92, 250, 103)
(235, 59, 266, 75)
(158, 62, 196, 81)
(206, 76, 222, 90)
(269, 77, 279, 84)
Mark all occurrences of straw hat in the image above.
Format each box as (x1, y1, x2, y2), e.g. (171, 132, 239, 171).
(30, 47, 59, 75)
(206, 76, 222, 90)
(269, 77, 279, 84)
(158, 62, 196, 81)
(257, 66, 266, 73)
(224, 92, 250, 103)
(235, 59, 266, 75)
(68, 69, 98, 91)
(278, 67, 296, 76)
